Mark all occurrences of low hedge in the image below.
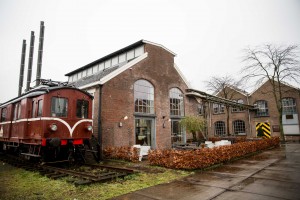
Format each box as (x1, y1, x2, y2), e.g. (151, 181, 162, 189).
(103, 146, 139, 162)
(148, 137, 280, 169)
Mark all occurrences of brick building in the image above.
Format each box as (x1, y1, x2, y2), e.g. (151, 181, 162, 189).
(206, 80, 300, 140)
(66, 40, 199, 149)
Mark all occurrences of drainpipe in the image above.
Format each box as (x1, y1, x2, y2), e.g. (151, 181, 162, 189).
(97, 84, 103, 160)
(246, 94, 252, 136)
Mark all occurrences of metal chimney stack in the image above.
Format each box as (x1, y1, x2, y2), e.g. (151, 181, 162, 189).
(26, 31, 35, 91)
(18, 40, 27, 96)
(35, 21, 45, 86)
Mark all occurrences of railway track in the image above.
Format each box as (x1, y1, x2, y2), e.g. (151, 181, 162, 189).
(0, 154, 135, 186)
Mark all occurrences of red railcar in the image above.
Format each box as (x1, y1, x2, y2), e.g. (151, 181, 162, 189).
(0, 84, 95, 162)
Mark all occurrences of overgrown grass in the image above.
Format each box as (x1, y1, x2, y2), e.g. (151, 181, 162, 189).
(0, 162, 192, 200)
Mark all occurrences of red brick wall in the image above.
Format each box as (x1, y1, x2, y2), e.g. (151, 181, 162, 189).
(94, 44, 198, 149)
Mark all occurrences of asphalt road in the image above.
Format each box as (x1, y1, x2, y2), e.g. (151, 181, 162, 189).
(112, 143, 300, 200)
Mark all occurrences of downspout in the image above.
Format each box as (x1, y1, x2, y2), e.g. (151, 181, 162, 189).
(246, 94, 252, 137)
(97, 84, 103, 160)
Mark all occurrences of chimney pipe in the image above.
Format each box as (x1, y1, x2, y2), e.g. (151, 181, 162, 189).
(18, 40, 27, 96)
(26, 31, 35, 91)
(36, 21, 45, 86)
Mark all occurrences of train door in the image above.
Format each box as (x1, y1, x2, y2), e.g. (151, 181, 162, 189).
(27, 99, 43, 139)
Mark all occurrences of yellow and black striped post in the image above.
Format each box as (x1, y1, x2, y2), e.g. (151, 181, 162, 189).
(256, 122, 271, 138)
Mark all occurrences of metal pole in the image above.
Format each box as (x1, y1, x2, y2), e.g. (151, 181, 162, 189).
(26, 31, 35, 91)
(18, 40, 27, 96)
(36, 21, 45, 86)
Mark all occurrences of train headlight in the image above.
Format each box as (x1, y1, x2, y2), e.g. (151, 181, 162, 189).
(86, 125, 93, 132)
(49, 124, 58, 132)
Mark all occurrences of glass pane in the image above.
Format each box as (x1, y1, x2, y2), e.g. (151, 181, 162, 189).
(37, 100, 43, 117)
(76, 100, 89, 118)
(135, 119, 152, 146)
(171, 120, 183, 146)
(51, 97, 68, 117)
(134, 80, 154, 114)
(32, 101, 36, 118)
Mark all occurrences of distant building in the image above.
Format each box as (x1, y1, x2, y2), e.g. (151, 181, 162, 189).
(206, 80, 300, 141)
(65, 40, 199, 149)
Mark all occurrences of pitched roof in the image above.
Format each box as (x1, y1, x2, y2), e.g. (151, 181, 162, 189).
(65, 40, 176, 76)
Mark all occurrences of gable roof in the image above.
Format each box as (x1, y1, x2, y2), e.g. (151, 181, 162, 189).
(65, 40, 176, 76)
(74, 52, 148, 89)
(249, 79, 300, 96)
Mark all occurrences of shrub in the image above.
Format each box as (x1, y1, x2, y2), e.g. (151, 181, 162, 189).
(103, 146, 139, 162)
(148, 137, 280, 169)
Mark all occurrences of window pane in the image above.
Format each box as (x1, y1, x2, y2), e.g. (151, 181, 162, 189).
(233, 120, 245, 134)
(32, 101, 36, 118)
(215, 121, 225, 136)
(134, 80, 154, 114)
(282, 98, 296, 115)
(76, 100, 89, 118)
(37, 100, 43, 117)
(51, 97, 68, 117)
(1, 108, 7, 122)
(169, 88, 184, 116)
(255, 100, 269, 117)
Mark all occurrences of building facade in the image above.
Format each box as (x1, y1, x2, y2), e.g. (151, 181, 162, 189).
(207, 81, 300, 140)
(66, 40, 199, 149)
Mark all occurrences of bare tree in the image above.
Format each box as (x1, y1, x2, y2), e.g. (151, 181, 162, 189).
(241, 44, 300, 142)
(205, 75, 243, 136)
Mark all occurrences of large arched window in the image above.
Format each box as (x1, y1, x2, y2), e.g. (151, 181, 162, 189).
(169, 88, 184, 116)
(134, 80, 154, 114)
(233, 120, 246, 135)
(255, 100, 269, 117)
(282, 98, 297, 115)
(215, 121, 225, 136)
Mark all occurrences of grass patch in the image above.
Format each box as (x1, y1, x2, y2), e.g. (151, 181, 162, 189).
(0, 162, 192, 200)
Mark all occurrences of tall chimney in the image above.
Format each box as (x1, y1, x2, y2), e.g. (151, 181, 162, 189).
(36, 21, 45, 86)
(26, 31, 35, 91)
(18, 40, 27, 96)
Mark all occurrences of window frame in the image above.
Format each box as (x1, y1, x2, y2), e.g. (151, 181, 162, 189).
(255, 100, 269, 117)
(51, 97, 68, 118)
(76, 99, 89, 119)
(214, 121, 226, 136)
(1, 107, 7, 122)
(233, 120, 246, 135)
(282, 97, 297, 115)
(134, 80, 154, 114)
(169, 88, 184, 117)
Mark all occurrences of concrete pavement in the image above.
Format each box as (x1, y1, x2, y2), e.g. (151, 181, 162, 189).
(112, 143, 300, 200)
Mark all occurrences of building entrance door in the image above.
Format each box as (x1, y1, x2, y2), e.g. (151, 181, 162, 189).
(135, 118, 155, 148)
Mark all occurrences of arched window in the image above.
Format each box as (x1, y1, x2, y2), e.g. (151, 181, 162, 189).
(282, 98, 297, 115)
(255, 100, 269, 117)
(232, 99, 245, 112)
(233, 120, 246, 135)
(134, 80, 154, 114)
(215, 121, 225, 136)
(169, 88, 184, 116)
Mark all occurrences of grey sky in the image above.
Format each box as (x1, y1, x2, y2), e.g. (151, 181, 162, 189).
(0, 0, 299, 103)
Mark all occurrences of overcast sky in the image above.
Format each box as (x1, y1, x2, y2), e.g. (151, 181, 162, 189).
(0, 0, 299, 103)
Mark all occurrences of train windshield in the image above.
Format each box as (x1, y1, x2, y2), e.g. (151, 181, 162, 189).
(76, 100, 89, 118)
(51, 97, 68, 117)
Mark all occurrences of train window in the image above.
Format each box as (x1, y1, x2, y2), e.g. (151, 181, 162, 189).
(13, 103, 21, 120)
(51, 97, 68, 117)
(37, 100, 43, 117)
(76, 100, 89, 118)
(32, 101, 36, 118)
(1, 108, 7, 122)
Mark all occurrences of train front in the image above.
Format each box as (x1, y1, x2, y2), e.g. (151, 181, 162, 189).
(40, 88, 94, 162)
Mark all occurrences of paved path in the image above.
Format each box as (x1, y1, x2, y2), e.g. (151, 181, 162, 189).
(112, 143, 300, 200)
